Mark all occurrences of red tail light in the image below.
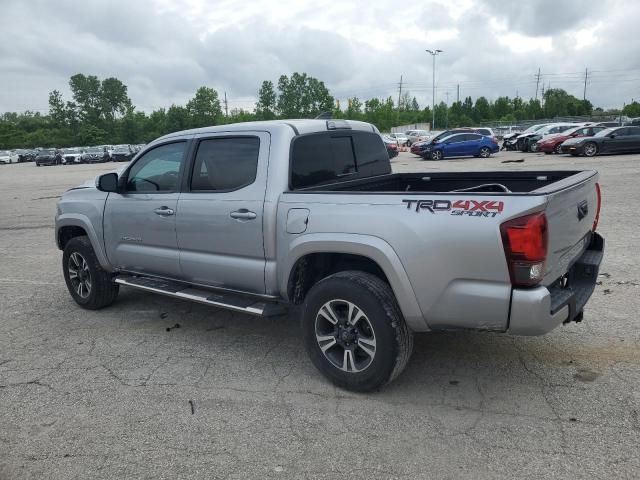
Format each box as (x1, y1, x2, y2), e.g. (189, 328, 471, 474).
(593, 182, 601, 231)
(500, 212, 548, 287)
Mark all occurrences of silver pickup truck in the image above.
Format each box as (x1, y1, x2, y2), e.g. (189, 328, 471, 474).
(55, 119, 604, 391)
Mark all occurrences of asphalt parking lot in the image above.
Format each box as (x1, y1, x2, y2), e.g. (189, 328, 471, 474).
(1, 150, 639, 479)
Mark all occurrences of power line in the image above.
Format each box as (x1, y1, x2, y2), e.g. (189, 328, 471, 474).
(535, 67, 541, 100)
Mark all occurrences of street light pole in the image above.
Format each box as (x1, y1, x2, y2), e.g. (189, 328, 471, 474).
(425, 49, 443, 131)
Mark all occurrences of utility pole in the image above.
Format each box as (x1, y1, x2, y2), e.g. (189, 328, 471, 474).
(456, 84, 460, 103)
(425, 49, 443, 130)
(583, 68, 588, 101)
(535, 67, 541, 100)
(397, 75, 403, 121)
(445, 91, 449, 129)
(224, 91, 229, 117)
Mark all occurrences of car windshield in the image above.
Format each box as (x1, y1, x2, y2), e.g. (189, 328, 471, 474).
(0, 150, 10, 156)
(114, 146, 130, 152)
(64, 148, 81, 154)
(594, 128, 615, 137)
(87, 148, 103, 153)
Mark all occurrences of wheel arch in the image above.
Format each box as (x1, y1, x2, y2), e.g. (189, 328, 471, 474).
(56, 214, 112, 271)
(281, 234, 427, 331)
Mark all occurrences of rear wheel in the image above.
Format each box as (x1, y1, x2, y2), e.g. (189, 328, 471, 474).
(479, 146, 491, 158)
(583, 142, 598, 157)
(302, 271, 413, 392)
(63, 236, 119, 310)
(554, 143, 563, 154)
(431, 150, 443, 161)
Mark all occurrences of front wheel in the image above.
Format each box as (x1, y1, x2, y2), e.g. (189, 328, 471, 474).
(431, 150, 443, 160)
(479, 147, 491, 158)
(63, 236, 119, 310)
(583, 142, 598, 157)
(555, 143, 563, 154)
(529, 142, 539, 153)
(302, 271, 413, 392)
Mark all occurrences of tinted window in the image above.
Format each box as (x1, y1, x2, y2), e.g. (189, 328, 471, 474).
(291, 131, 390, 189)
(446, 135, 465, 143)
(613, 128, 629, 136)
(191, 137, 260, 191)
(628, 126, 640, 135)
(465, 134, 482, 141)
(126, 142, 186, 192)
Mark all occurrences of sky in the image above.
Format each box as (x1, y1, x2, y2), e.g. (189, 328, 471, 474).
(1, 0, 639, 114)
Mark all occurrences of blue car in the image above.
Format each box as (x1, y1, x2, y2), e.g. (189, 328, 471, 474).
(421, 133, 499, 160)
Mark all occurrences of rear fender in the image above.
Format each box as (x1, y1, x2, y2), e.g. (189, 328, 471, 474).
(280, 233, 427, 332)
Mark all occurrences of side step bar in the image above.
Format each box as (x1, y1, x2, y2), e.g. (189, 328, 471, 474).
(114, 275, 286, 317)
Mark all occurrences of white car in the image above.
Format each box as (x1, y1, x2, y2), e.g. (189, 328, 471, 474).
(388, 133, 409, 146)
(404, 130, 430, 145)
(61, 148, 85, 165)
(0, 150, 19, 164)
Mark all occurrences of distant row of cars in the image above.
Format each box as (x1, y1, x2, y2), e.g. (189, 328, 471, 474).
(503, 122, 640, 157)
(0, 144, 145, 166)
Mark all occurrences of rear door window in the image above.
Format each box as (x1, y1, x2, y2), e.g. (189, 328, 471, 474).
(190, 137, 260, 191)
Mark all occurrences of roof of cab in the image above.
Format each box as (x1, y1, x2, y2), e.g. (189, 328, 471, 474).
(154, 119, 378, 143)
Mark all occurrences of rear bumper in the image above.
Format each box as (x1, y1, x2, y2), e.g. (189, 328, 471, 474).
(508, 232, 604, 335)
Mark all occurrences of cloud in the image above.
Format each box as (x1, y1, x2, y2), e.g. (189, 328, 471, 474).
(0, 0, 638, 114)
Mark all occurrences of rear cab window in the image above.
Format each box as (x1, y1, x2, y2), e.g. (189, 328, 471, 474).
(290, 130, 391, 190)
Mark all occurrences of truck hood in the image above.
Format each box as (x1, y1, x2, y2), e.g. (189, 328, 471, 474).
(67, 165, 127, 192)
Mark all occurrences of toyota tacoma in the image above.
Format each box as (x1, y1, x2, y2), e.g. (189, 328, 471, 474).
(55, 119, 604, 391)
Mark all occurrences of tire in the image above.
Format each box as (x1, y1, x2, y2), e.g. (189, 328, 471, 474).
(302, 271, 413, 392)
(62, 236, 119, 310)
(554, 143, 563, 154)
(479, 146, 491, 158)
(431, 150, 443, 161)
(583, 142, 598, 157)
(529, 142, 539, 153)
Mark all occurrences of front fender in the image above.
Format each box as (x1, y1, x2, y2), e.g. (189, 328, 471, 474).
(280, 233, 428, 332)
(55, 213, 112, 272)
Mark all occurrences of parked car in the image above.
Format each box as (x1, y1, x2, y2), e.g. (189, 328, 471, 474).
(624, 118, 640, 126)
(62, 148, 85, 165)
(111, 145, 134, 162)
(35, 149, 62, 166)
(55, 118, 603, 392)
(404, 130, 430, 146)
(382, 136, 399, 159)
(561, 126, 640, 156)
(388, 133, 409, 146)
(474, 127, 497, 143)
(82, 147, 109, 163)
(411, 128, 478, 157)
(0, 150, 18, 164)
(421, 133, 499, 160)
(504, 124, 550, 151)
(593, 121, 622, 128)
(521, 123, 579, 152)
(537, 126, 607, 154)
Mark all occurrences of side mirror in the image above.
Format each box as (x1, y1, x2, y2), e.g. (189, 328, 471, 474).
(608, 134, 616, 139)
(96, 172, 119, 192)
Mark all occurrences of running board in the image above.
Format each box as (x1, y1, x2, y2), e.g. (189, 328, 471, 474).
(114, 275, 286, 317)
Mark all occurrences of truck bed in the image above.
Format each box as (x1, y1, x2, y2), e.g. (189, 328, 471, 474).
(294, 171, 588, 194)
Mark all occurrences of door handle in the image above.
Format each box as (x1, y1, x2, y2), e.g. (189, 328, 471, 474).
(154, 206, 175, 216)
(230, 209, 257, 220)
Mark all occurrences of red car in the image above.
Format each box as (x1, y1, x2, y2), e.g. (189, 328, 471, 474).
(537, 125, 607, 154)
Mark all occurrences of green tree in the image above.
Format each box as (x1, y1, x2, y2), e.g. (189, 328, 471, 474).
(69, 74, 102, 124)
(186, 86, 223, 128)
(100, 77, 132, 122)
(255, 80, 277, 120)
(276, 72, 334, 117)
(166, 104, 190, 133)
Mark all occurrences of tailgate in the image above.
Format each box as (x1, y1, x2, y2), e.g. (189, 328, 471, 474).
(537, 171, 600, 286)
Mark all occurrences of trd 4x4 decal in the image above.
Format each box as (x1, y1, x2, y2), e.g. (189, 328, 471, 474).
(402, 199, 505, 217)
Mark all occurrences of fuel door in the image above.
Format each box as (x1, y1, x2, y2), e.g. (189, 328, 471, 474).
(286, 208, 310, 234)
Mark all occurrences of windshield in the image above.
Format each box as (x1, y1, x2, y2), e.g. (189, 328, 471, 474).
(522, 124, 545, 134)
(0, 150, 10, 156)
(114, 146, 130, 153)
(87, 148, 103, 153)
(64, 148, 81, 154)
